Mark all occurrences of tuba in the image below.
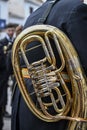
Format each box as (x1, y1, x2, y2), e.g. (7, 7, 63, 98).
(12, 24, 87, 130)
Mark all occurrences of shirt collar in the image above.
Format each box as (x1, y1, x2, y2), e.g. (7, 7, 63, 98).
(5, 34, 14, 42)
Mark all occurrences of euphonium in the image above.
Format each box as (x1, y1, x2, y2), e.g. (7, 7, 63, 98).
(12, 25, 87, 130)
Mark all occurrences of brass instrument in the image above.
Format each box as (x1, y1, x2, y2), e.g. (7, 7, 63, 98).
(12, 25, 87, 130)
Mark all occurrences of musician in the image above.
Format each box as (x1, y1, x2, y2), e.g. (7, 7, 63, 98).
(11, 0, 87, 130)
(0, 23, 15, 129)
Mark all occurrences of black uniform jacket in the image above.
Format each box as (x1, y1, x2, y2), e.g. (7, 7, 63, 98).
(12, 0, 87, 130)
(0, 37, 10, 107)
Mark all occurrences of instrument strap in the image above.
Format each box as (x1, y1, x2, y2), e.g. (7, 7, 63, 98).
(37, 0, 58, 24)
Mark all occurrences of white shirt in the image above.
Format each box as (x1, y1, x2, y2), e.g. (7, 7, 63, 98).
(83, 0, 87, 4)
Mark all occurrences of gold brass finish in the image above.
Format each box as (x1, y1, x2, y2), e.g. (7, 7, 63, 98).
(12, 25, 87, 130)
(3, 42, 12, 54)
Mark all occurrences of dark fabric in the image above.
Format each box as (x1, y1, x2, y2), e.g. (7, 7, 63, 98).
(0, 107, 4, 130)
(37, 0, 58, 24)
(0, 37, 13, 74)
(6, 51, 13, 75)
(0, 37, 14, 129)
(0, 37, 14, 106)
(0, 38, 9, 107)
(12, 0, 87, 130)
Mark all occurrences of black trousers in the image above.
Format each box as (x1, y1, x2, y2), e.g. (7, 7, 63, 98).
(0, 107, 4, 130)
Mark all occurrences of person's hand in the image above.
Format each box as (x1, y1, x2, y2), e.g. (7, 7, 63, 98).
(15, 25, 23, 36)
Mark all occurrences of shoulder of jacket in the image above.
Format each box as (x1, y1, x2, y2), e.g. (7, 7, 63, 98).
(0, 37, 7, 43)
(0, 37, 8, 47)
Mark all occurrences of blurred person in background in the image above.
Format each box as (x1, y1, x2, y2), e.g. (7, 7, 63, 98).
(0, 23, 15, 130)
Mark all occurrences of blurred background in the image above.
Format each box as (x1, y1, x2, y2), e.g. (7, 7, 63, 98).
(0, 0, 45, 38)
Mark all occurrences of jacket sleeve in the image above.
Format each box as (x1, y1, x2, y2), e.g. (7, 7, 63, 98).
(0, 44, 6, 70)
(0, 40, 5, 68)
(66, 4, 87, 71)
